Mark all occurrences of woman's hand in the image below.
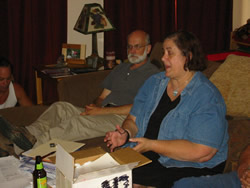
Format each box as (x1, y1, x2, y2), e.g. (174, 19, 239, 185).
(130, 137, 152, 153)
(241, 169, 250, 188)
(104, 125, 129, 152)
(238, 166, 250, 188)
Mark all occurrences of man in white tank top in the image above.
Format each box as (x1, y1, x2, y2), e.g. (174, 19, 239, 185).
(0, 57, 33, 109)
(0, 57, 34, 157)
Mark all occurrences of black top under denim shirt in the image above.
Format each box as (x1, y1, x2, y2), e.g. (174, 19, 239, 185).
(143, 89, 180, 161)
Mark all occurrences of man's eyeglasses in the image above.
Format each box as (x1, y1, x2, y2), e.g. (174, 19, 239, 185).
(127, 44, 148, 50)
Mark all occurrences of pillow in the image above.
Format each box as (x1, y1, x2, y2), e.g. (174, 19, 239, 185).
(209, 54, 250, 118)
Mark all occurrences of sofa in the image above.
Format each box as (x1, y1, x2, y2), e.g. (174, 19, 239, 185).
(0, 43, 249, 174)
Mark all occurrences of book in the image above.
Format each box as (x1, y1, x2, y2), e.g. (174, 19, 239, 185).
(41, 67, 75, 78)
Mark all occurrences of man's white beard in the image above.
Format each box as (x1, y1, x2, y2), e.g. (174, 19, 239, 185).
(128, 47, 148, 64)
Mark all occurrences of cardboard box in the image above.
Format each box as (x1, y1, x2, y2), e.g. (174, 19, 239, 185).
(56, 145, 151, 188)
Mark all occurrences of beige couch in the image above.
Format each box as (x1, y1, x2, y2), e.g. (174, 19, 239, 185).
(0, 44, 249, 173)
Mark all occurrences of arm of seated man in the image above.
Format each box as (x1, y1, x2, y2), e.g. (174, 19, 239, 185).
(81, 88, 133, 116)
(14, 83, 33, 106)
(81, 104, 133, 116)
(92, 88, 111, 107)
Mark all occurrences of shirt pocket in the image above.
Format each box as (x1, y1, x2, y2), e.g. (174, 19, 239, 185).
(160, 111, 190, 139)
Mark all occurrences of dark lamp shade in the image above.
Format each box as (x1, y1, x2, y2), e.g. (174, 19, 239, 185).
(74, 3, 115, 34)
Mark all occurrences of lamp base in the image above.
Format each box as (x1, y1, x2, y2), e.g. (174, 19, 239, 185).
(86, 54, 104, 70)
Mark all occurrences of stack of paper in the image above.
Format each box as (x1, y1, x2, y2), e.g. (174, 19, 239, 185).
(22, 139, 85, 161)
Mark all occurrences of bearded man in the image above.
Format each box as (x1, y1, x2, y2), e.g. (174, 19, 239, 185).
(2, 30, 160, 153)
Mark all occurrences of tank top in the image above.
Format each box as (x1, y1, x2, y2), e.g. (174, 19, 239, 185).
(0, 82, 17, 109)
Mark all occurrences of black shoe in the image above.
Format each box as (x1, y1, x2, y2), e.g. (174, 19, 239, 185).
(0, 116, 36, 151)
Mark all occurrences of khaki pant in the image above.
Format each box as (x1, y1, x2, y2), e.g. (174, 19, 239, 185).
(26, 102, 126, 147)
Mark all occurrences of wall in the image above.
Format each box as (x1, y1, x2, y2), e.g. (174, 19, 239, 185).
(67, 0, 104, 58)
(233, 0, 250, 30)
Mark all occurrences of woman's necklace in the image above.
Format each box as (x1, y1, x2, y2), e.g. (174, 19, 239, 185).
(172, 73, 194, 96)
(173, 84, 186, 96)
(173, 90, 179, 96)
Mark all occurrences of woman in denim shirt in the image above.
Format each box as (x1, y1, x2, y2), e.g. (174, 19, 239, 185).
(104, 31, 228, 188)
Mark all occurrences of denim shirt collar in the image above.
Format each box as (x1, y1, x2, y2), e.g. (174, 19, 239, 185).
(155, 71, 200, 97)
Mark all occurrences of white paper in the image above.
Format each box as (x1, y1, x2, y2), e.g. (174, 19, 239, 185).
(75, 153, 120, 177)
(22, 138, 85, 159)
(0, 156, 32, 188)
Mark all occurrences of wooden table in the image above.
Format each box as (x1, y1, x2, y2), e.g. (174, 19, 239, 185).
(34, 64, 90, 105)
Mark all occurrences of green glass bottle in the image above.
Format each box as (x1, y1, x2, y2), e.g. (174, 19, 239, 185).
(33, 155, 47, 188)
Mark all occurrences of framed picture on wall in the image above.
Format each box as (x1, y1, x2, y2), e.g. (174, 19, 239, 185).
(62, 43, 86, 64)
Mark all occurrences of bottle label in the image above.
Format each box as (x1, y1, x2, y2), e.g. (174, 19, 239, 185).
(37, 177, 47, 188)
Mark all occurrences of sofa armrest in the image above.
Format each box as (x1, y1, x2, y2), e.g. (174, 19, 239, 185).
(57, 70, 111, 107)
(0, 105, 49, 127)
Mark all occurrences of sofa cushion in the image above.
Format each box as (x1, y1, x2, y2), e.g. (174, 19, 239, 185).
(0, 105, 48, 127)
(210, 54, 250, 117)
(57, 70, 111, 107)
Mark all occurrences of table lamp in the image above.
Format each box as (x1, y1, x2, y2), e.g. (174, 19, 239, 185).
(74, 3, 115, 69)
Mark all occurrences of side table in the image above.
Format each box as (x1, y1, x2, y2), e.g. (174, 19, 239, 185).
(34, 64, 95, 105)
